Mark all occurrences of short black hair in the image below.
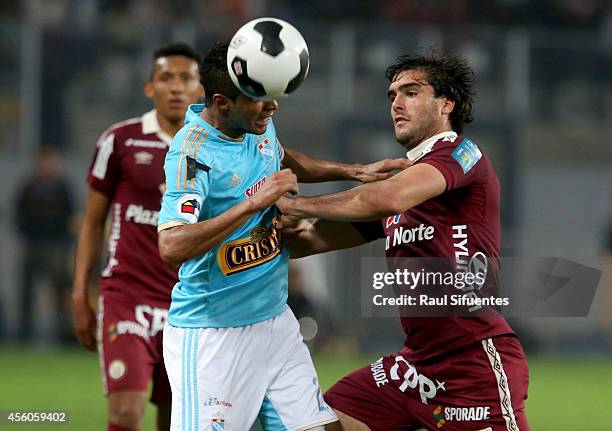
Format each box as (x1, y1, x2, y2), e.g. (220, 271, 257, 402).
(150, 42, 202, 78)
(200, 41, 242, 106)
(386, 53, 475, 134)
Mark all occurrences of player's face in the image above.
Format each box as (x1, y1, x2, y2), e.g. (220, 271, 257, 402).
(387, 69, 450, 150)
(145, 55, 203, 123)
(228, 94, 278, 136)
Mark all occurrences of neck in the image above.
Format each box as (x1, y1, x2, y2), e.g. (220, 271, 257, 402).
(156, 112, 183, 137)
(200, 108, 244, 141)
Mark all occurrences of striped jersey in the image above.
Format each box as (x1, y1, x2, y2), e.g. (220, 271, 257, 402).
(158, 103, 288, 328)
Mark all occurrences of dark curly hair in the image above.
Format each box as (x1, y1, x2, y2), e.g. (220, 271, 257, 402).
(200, 41, 242, 107)
(386, 53, 475, 134)
(150, 42, 202, 79)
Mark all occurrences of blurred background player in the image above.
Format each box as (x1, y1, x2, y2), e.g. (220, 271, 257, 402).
(279, 53, 530, 430)
(14, 146, 75, 344)
(71, 43, 203, 431)
(157, 41, 408, 431)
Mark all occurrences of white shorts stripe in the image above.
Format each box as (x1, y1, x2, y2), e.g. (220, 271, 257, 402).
(96, 296, 107, 394)
(191, 329, 200, 431)
(481, 338, 519, 431)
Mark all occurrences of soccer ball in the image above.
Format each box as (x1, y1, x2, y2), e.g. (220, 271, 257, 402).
(227, 17, 309, 101)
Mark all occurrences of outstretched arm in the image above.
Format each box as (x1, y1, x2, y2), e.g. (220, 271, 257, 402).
(277, 163, 446, 222)
(282, 148, 411, 183)
(282, 218, 372, 258)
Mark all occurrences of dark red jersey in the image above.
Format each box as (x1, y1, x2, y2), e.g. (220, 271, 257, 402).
(355, 131, 514, 361)
(87, 110, 177, 306)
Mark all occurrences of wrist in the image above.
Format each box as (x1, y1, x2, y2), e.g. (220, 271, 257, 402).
(351, 164, 365, 182)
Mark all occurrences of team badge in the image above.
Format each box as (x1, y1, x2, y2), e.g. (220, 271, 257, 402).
(451, 139, 482, 174)
(211, 413, 225, 430)
(108, 359, 127, 381)
(257, 138, 274, 161)
(134, 151, 153, 165)
(177, 193, 202, 224)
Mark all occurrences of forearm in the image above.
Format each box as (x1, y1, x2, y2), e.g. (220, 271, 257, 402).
(72, 222, 105, 302)
(285, 182, 399, 222)
(283, 219, 368, 258)
(159, 198, 258, 266)
(284, 149, 360, 183)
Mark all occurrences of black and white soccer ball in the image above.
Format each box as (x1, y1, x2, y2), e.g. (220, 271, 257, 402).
(227, 17, 309, 101)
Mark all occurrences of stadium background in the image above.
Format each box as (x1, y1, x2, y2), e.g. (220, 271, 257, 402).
(0, 0, 611, 429)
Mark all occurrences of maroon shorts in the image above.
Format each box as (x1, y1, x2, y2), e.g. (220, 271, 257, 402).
(325, 335, 530, 431)
(97, 294, 170, 405)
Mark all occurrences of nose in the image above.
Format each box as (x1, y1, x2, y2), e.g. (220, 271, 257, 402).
(391, 95, 402, 113)
(264, 99, 278, 111)
(170, 77, 184, 93)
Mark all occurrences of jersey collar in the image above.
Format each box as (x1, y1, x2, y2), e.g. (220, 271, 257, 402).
(142, 109, 172, 146)
(406, 131, 458, 162)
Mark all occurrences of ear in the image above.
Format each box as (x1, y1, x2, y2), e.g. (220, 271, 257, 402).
(197, 83, 205, 99)
(440, 98, 455, 116)
(212, 93, 231, 111)
(144, 81, 154, 100)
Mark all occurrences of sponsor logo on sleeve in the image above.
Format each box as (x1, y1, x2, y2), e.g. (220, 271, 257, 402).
(451, 138, 482, 174)
(177, 193, 202, 224)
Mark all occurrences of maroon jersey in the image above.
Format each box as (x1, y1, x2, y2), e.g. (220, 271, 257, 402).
(87, 110, 177, 306)
(355, 131, 513, 361)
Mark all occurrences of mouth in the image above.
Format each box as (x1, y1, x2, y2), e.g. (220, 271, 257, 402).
(255, 117, 271, 128)
(394, 117, 409, 125)
(169, 99, 186, 109)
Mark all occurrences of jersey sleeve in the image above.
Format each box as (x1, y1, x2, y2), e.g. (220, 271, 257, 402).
(418, 138, 485, 191)
(158, 127, 211, 232)
(351, 220, 385, 242)
(276, 137, 285, 162)
(87, 130, 121, 197)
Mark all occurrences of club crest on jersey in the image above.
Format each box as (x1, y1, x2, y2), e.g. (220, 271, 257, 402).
(177, 193, 202, 224)
(451, 139, 482, 174)
(211, 413, 225, 430)
(217, 223, 282, 275)
(257, 138, 274, 161)
(386, 214, 401, 228)
(134, 151, 154, 165)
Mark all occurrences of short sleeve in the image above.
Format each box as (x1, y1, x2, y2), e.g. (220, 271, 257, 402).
(276, 138, 285, 161)
(87, 131, 121, 197)
(351, 220, 385, 242)
(158, 128, 211, 231)
(418, 138, 485, 191)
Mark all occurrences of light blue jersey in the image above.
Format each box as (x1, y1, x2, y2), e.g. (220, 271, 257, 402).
(158, 104, 288, 328)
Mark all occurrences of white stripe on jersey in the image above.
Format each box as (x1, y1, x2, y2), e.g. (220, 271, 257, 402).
(92, 132, 115, 179)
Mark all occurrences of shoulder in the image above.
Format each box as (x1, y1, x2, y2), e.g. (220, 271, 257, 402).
(97, 116, 143, 145)
(424, 136, 485, 169)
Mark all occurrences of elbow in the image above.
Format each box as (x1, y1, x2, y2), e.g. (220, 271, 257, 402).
(375, 192, 408, 216)
(158, 233, 184, 268)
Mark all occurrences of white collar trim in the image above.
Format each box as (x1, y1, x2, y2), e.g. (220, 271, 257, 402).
(406, 131, 458, 161)
(142, 109, 172, 146)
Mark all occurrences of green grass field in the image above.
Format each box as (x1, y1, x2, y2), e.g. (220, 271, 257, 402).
(0, 347, 610, 430)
